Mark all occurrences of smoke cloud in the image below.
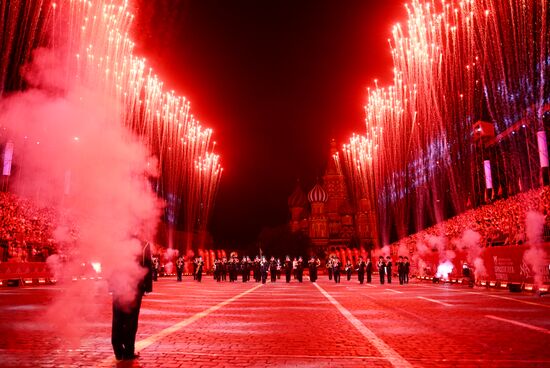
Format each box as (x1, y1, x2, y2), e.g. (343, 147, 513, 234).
(459, 229, 487, 279)
(0, 48, 162, 345)
(523, 211, 547, 286)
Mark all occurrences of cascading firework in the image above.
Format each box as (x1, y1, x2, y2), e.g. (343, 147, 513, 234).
(343, 0, 549, 246)
(0, 0, 222, 247)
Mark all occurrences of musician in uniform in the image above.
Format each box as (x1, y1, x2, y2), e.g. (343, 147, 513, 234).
(386, 256, 393, 284)
(252, 256, 260, 282)
(260, 256, 269, 284)
(270, 256, 278, 282)
(378, 256, 386, 284)
(296, 256, 304, 282)
(284, 256, 292, 283)
(111, 240, 153, 361)
(345, 260, 353, 281)
(326, 257, 333, 280)
(397, 256, 405, 285)
(195, 256, 204, 282)
(308, 256, 318, 282)
(356, 256, 366, 284)
(175, 255, 184, 282)
(221, 257, 228, 281)
(152, 255, 160, 281)
(332, 256, 341, 283)
(404, 256, 410, 284)
(366, 256, 373, 283)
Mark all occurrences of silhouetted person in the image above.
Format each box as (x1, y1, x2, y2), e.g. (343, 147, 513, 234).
(378, 256, 386, 284)
(386, 256, 393, 284)
(176, 255, 184, 282)
(356, 257, 366, 284)
(366, 257, 373, 283)
(111, 240, 153, 361)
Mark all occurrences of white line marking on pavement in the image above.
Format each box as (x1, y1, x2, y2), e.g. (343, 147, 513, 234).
(136, 284, 263, 351)
(482, 293, 550, 309)
(386, 289, 404, 294)
(417, 296, 453, 307)
(416, 283, 550, 309)
(314, 283, 413, 368)
(485, 315, 550, 335)
(365, 283, 378, 287)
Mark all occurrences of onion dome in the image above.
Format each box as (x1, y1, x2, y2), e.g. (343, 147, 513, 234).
(288, 182, 307, 208)
(308, 183, 328, 203)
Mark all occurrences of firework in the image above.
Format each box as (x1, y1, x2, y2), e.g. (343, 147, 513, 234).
(344, 0, 549, 245)
(0, 0, 222, 247)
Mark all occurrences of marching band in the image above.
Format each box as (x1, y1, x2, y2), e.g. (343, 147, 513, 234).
(161, 254, 411, 285)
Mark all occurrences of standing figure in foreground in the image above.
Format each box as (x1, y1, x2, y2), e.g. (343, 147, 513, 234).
(111, 240, 153, 361)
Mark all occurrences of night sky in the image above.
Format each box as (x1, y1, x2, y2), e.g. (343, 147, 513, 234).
(133, 0, 405, 246)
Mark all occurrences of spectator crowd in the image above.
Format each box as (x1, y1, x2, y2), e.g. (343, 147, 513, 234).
(392, 187, 550, 254)
(0, 192, 58, 262)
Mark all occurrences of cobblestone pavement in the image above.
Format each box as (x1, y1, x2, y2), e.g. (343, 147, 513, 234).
(1, 277, 549, 367)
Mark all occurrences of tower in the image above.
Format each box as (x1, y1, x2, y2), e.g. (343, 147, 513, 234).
(307, 182, 328, 246)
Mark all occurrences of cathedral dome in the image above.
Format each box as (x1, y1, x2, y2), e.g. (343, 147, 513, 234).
(308, 183, 328, 203)
(288, 182, 307, 208)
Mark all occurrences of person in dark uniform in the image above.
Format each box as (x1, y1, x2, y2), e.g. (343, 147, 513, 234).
(241, 256, 249, 283)
(397, 256, 405, 285)
(366, 256, 373, 283)
(296, 257, 304, 282)
(270, 257, 278, 282)
(378, 256, 386, 284)
(326, 257, 333, 280)
(284, 256, 292, 283)
(404, 256, 410, 284)
(175, 255, 184, 282)
(192, 257, 198, 280)
(356, 256, 366, 284)
(333, 257, 341, 283)
(152, 256, 159, 281)
(260, 256, 269, 284)
(345, 260, 353, 281)
(195, 256, 204, 282)
(253, 256, 261, 282)
(111, 240, 153, 361)
(221, 257, 227, 281)
(386, 256, 393, 284)
(213, 258, 221, 282)
(308, 256, 318, 282)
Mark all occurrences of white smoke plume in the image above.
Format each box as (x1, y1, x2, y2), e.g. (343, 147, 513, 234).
(523, 211, 547, 287)
(0, 48, 162, 345)
(459, 229, 487, 279)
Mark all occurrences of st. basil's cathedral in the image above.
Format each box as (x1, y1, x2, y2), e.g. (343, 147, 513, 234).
(288, 140, 378, 256)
